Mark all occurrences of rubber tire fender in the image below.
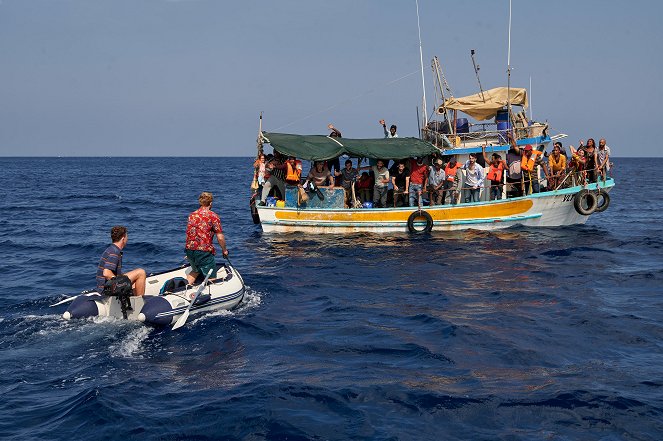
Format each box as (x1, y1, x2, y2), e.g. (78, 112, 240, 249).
(407, 210, 434, 234)
(594, 191, 610, 213)
(250, 196, 261, 224)
(573, 189, 598, 216)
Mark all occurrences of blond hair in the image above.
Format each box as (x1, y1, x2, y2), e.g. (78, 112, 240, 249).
(199, 192, 213, 207)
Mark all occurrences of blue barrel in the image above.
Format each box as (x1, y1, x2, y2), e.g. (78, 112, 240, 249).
(495, 109, 509, 123)
(455, 118, 469, 134)
(497, 121, 511, 131)
(497, 121, 511, 144)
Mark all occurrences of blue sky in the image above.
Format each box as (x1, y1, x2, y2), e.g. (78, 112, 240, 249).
(0, 0, 660, 157)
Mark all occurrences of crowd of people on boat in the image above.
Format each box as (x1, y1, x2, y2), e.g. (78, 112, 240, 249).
(252, 123, 612, 209)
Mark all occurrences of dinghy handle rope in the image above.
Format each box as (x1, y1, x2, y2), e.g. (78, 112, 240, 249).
(224, 256, 245, 291)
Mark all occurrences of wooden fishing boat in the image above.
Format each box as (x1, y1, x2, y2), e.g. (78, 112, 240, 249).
(249, 119, 614, 234)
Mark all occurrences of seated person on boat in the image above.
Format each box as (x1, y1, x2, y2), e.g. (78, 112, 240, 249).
(96, 225, 146, 296)
(304, 161, 334, 188)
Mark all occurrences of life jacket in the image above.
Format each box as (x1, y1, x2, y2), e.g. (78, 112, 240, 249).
(444, 163, 460, 182)
(486, 162, 505, 182)
(521, 154, 536, 173)
(285, 160, 302, 184)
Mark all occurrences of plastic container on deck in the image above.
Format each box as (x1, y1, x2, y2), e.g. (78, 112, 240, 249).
(362, 201, 374, 209)
(266, 196, 277, 207)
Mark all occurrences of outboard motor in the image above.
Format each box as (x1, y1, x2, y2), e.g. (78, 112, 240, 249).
(102, 275, 133, 319)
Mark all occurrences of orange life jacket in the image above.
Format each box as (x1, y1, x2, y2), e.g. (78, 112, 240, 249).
(486, 162, 505, 182)
(444, 163, 460, 182)
(521, 153, 538, 173)
(285, 160, 302, 184)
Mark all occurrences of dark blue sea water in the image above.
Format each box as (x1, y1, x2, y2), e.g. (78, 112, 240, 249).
(0, 157, 661, 440)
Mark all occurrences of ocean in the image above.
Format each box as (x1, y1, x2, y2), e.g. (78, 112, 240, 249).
(0, 157, 661, 440)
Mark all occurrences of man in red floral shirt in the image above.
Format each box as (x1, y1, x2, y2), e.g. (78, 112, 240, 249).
(185, 192, 229, 284)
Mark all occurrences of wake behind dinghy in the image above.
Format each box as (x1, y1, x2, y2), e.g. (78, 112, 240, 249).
(62, 262, 244, 326)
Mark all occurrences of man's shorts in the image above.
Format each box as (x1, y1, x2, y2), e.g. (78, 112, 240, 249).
(185, 250, 218, 279)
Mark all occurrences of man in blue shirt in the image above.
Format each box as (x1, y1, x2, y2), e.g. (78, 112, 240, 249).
(96, 226, 146, 295)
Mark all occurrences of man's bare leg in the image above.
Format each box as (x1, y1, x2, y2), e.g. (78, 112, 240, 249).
(125, 268, 147, 296)
(186, 271, 199, 285)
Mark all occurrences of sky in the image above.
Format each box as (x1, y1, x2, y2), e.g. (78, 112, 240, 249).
(1, 0, 661, 157)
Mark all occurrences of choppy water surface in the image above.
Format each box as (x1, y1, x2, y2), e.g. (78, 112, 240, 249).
(0, 157, 661, 440)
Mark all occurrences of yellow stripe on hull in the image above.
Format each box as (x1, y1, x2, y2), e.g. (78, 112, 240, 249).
(274, 199, 533, 222)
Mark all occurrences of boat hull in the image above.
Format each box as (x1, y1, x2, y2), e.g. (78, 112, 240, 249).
(63, 263, 245, 325)
(256, 180, 614, 234)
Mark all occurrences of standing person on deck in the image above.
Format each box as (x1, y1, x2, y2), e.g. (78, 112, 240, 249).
(427, 159, 446, 205)
(463, 154, 484, 203)
(505, 133, 524, 198)
(327, 124, 342, 181)
(185, 192, 229, 284)
(260, 153, 287, 205)
(583, 138, 599, 183)
(520, 145, 543, 195)
(391, 161, 410, 207)
(96, 226, 146, 296)
(597, 138, 611, 180)
(358, 160, 390, 208)
(334, 159, 359, 208)
(408, 157, 429, 207)
(443, 157, 462, 205)
(380, 119, 398, 138)
(483, 146, 507, 200)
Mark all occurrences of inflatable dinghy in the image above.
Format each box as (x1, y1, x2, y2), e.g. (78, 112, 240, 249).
(62, 262, 244, 326)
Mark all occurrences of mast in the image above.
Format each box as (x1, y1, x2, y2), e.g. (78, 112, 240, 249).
(415, 0, 428, 128)
(529, 75, 533, 120)
(471, 49, 486, 102)
(506, 0, 513, 135)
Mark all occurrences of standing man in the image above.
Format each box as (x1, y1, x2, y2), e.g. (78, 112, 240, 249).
(185, 192, 229, 284)
(408, 157, 429, 206)
(427, 159, 446, 205)
(463, 153, 485, 203)
(260, 153, 287, 205)
(334, 159, 359, 208)
(391, 161, 410, 207)
(597, 138, 611, 180)
(358, 159, 390, 208)
(96, 226, 146, 296)
(443, 157, 462, 205)
(380, 119, 398, 138)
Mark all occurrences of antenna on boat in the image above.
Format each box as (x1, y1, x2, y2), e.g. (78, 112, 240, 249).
(470, 49, 486, 102)
(506, 0, 513, 134)
(529, 75, 533, 120)
(415, 0, 428, 130)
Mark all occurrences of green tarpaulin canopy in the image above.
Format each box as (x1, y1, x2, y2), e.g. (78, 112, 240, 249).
(263, 132, 444, 161)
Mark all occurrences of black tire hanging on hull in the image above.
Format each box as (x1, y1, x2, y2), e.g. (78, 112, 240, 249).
(407, 210, 434, 234)
(594, 191, 610, 213)
(573, 189, 598, 216)
(250, 195, 261, 224)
